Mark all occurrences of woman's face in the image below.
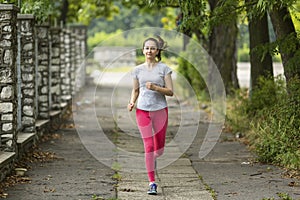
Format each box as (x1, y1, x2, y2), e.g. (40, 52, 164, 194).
(143, 40, 158, 61)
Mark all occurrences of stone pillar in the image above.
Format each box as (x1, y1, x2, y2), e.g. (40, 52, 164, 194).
(17, 14, 36, 133)
(70, 32, 76, 95)
(59, 29, 65, 105)
(50, 27, 61, 110)
(60, 29, 71, 103)
(74, 33, 81, 92)
(0, 4, 19, 152)
(36, 25, 50, 119)
(70, 25, 87, 92)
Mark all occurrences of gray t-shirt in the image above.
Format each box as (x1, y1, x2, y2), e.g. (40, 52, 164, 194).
(132, 62, 172, 111)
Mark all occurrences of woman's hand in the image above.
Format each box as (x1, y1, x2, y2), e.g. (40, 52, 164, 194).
(146, 82, 157, 90)
(146, 77, 173, 96)
(128, 102, 135, 111)
(128, 78, 139, 112)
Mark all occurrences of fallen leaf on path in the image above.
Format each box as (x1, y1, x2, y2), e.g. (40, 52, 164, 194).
(288, 181, 299, 187)
(44, 187, 56, 193)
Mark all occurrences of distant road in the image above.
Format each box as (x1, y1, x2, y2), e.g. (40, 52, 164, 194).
(91, 62, 284, 88)
(237, 62, 284, 88)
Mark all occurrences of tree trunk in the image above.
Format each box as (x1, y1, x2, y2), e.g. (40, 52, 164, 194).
(208, 0, 239, 94)
(246, 6, 273, 92)
(60, 0, 69, 26)
(269, 5, 300, 82)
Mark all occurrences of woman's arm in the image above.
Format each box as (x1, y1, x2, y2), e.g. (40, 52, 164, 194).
(128, 78, 139, 111)
(146, 73, 173, 96)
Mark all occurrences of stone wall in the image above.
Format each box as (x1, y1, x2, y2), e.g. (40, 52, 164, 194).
(0, 3, 87, 180)
(0, 4, 19, 152)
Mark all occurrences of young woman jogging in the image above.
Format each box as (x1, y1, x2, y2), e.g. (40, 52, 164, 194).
(127, 36, 174, 195)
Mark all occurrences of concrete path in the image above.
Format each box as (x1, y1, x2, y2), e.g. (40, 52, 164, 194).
(1, 84, 299, 200)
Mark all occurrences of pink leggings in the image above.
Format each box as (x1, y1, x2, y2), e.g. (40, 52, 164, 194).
(136, 108, 168, 182)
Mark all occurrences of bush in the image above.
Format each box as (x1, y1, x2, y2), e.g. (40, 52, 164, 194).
(176, 41, 209, 102)
(245, 76, 285, 118)
(252, 77, 300, 169)
(228, 76, 300, 170)
(225, 89, 250, 134)
(178, 57, 207, 93)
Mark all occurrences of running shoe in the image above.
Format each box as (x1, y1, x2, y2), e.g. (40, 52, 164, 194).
(147, 183, 157, 195)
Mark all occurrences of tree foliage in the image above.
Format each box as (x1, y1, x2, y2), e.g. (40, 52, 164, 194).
(88, 3, 168, 36)
(66, 0, 119, 25)
(1, 0, 58, 23)
(1, 0, 119, 25)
